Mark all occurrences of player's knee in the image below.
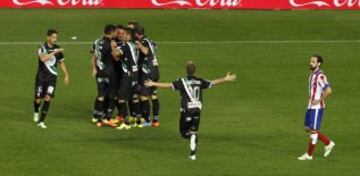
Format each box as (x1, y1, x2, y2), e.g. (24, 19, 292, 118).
(97, 96, 105, 102)
(118, 99, 126, 103)
(151, 95, 158, 100)
(309, 131, 319, 145)
(304, 127, 311, 132)
(35, 98, 41, 104)
(44, 95, 52, 102)
(140, 96, 149, 101)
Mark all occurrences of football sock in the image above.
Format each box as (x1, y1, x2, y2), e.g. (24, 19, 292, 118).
(140, 100, 150, 123)
(132, 101, 141, 121)
(39, 101, 50, 122)
(118, 101, 129, 125)
(94, 99, 104, 122)
(105, 98, 116, 120)
(307, 132, 318, 156)
(34, 100, 41, 113)
(152, 99, 160, 120)
(190, 134, 197, 156)
(318, 132, 331, 145)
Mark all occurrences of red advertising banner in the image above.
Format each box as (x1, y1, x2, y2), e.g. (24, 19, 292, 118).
(1, 0, 360, 9)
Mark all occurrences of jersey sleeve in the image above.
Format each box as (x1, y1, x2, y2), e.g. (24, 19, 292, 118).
(200, 79, 213, 89)
(318, 74, 330, 90)
(38, 45, 47, 56)
(56, 52, 65, 62)
(171, 79, 182, 91)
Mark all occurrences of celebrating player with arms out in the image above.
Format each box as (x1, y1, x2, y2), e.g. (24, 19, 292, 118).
(135, 25, 161, 127)
(33, 29, 69, 129)
(298, 55, 335, 161)
(145, 61, 236, 160)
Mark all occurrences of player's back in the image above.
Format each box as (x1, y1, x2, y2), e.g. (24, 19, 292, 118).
(172, 76, 212, 111)
(92, 37, 114, 77)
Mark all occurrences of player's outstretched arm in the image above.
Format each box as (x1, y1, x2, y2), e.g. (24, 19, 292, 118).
(211, 72, 237, 86)
(145, 80, 172, 89)
(59, 61, 69, 86)
(39, 48, 63, 62)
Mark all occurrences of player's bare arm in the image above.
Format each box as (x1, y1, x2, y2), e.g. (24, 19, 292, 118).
(211, 72, 237, 86)
(111, 47, 122, 61)
(136, 41, 149, 55)
(59, 60, 69, 86)
(145, 80, 172, 89)
(311, 87, 332, 105)
(39, 48, 64, 62)
(91, 54, 97, 78)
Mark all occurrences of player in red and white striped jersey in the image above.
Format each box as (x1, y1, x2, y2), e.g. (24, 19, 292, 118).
(298, 55, 335, 161)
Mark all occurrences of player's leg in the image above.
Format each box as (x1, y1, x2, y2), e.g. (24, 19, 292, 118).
(33, 81, 43, 122)
(315, 109, 335, 157)
(140, 86, 151, 127)
(151, 87, 160, 127)
(116, 77, 131, 130)
(179, 111, 191, 139)
(131, 93, 143, 127)
(188, 112, 201, 160)
(93, 79, 108, 127)
(102, 76, 118, 127)
(37, 83, 56, 129)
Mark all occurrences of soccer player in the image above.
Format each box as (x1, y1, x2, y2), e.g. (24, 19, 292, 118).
(145, 61, 236, 160)
(112, 27, 142, 130)
(135, 25, 161, 127)
(33, 29, 69, 129)
(90, 24, 118, 127)
(297, 55, 335, 161)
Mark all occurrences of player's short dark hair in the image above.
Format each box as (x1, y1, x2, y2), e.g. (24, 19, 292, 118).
(104, 24, 116, 35)
(116, 24, 125, 30)
(47, 29, 58, 36)
(124, 27, 134, 37)
(186, 61, 196, 76)
(134, 25, 145, 36)
(313, 55, 323, 64)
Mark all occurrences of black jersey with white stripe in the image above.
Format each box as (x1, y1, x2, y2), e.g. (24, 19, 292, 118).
(138, 36, 160, 82)
(36, 43, 65, 81)
(116, 41, 139, 82)
(91, 36, 115, 77)
(172, 76, 212, 111)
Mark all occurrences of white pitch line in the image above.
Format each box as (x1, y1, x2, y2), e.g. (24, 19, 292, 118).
(0, 40, 360, 45)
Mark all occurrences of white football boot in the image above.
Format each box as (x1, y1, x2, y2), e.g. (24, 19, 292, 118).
(189, 155, 196, 161)
(297, 153, 313, 161)
(324, 141, 335, 157)
(37, 122, 47, 129)
(33, 113, 39, 122)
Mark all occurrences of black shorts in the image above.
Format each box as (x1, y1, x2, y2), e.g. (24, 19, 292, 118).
(34, 77, 57, 99)
(117, 75, 131, 99)
(139, 85, 158, 97)
(179, 109, 201, 139)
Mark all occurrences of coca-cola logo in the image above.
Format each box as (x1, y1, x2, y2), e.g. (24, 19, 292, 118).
(13, 0, 102, 6)
(151, 0, 242, 7)
(289, 0, 360, 7)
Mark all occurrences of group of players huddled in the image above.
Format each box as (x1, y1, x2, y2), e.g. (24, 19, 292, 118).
(90, 22, 161, 130)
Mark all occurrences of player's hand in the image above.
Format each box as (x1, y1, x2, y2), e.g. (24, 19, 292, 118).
(111, 40, 117, 50)
(135, 41, 142, 49)
(311, 100, 321, 105)
(224, 72, 237, 82)
(55, 48, 64, 53)
(92, 68, 97, 78)
(63, 75, 70, 86)
(144, 80, 154, 87)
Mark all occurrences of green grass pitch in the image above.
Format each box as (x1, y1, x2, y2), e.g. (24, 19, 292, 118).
(0, 9, 360, 176)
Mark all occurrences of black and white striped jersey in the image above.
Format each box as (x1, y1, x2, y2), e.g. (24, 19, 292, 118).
(36, 43, 64, 81)
(172, 76, 212, 111)
(116, 41, 139, 82)
(138, 36, 160, 82)
(91, 36, 115, 78)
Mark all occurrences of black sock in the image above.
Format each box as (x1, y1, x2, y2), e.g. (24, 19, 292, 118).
(140, 100, 150, 123)
(132, 101, 141, 119)
(118, 101, 129, 125)
(94, 99, 104, 122)
(106, 98, 116, 120)
(34, 100, 41, 113)
(39, 101, 50, 122)
(152, 99, 160, 121)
